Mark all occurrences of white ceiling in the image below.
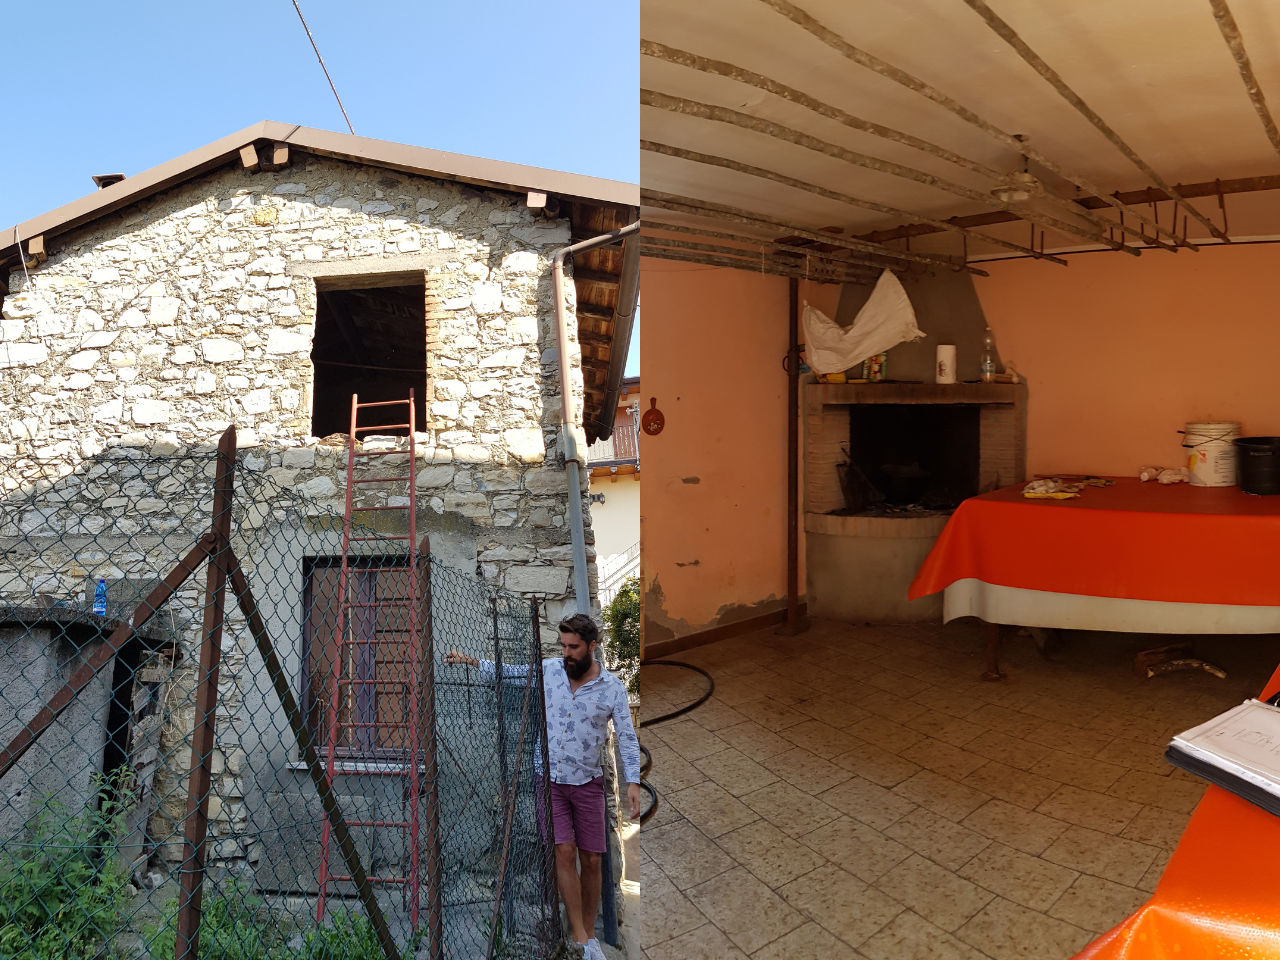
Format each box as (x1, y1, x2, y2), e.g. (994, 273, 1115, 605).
(640, 0, 1280, 255)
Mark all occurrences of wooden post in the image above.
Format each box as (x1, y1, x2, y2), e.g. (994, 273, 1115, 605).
(175, 425, 236, 960)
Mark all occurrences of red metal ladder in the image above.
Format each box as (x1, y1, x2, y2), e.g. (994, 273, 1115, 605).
(316, 391, 425, 925)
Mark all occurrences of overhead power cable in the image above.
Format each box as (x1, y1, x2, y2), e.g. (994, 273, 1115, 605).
(290, 0, 356, 135)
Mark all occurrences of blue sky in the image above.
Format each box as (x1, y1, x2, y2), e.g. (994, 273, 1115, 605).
(2, 0, 639, 367)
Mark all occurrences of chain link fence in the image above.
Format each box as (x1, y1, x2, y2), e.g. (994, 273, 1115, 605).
(0, 431, 563, 959)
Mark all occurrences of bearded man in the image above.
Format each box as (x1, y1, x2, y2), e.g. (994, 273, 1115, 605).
(446, 612, 641, 960)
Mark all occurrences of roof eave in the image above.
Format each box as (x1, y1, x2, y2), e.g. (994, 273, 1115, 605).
(1, 120, 638, 260)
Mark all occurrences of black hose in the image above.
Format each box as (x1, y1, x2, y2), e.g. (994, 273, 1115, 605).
(633, 660, 715, 830)
(638, 659, 715, 728)
(636, 780, 659, 825)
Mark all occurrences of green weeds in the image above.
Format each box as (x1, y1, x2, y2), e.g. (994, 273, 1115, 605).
(0, 777, 133, 960)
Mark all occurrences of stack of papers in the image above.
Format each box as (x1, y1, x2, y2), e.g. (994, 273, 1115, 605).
(1167, 698, 1280, 816)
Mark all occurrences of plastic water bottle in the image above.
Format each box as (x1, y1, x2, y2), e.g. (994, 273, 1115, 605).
(93, 579, 108, 616)
(981, 329, 997, 383)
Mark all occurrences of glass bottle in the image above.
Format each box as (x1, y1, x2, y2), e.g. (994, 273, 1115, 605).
(981, 328, 996, 383)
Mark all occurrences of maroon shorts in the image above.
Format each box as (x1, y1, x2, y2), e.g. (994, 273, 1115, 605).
(538, 776, 606, 853)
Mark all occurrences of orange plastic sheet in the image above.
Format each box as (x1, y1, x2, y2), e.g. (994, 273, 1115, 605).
(909, 479, 1280, 606)
(1076, 665, 1280, 959)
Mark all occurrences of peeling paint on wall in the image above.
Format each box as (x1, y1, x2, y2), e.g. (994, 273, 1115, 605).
(643, 573, 791, 648)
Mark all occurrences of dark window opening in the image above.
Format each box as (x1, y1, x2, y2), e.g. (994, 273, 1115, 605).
(310, 283, 427, 438)
(846, 404, 980, 510)
(301, 556, 419, 759)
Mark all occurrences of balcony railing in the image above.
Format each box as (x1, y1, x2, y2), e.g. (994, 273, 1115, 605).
(586, 416, 640, 466)
(599, 541, 640, 605)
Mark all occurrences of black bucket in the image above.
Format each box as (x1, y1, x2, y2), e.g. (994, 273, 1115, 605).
(1235, 437, 1280, 495)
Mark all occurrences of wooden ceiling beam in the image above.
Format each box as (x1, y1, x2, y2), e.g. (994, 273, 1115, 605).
(577, 302, 617, 320)
(572, 268, 621, 285)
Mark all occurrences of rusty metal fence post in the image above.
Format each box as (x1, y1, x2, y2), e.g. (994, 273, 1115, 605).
(485, 613, 540, 960)
(174, 425, 237, 960)
(532, 598, 562, 948)
(419, 539, 443, 960)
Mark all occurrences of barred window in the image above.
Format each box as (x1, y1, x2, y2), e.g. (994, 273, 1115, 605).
(301, 557, 419, 758)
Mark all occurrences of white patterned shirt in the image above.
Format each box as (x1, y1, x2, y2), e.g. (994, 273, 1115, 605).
(478, 657, 642, 786)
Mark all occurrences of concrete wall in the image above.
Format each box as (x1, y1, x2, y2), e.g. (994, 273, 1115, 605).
(806, 533, 944, 622)
(640, 257, 839, 647)
(592, 479, 639, 566)
(0, 622, 111, 841)
(972, 243, 1280, 477)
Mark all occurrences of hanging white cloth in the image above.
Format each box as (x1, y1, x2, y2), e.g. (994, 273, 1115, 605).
(801, 269, 925, 374)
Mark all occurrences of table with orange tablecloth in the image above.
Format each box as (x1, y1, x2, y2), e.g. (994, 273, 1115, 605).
(908, 478, 1280, 678)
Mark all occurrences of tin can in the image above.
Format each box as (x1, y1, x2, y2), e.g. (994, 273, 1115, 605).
(863, 353, 887, 382)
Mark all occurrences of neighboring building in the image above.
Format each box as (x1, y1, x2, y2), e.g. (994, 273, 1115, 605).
(0, 120, 639, 906)
(586, 376, 640, 605)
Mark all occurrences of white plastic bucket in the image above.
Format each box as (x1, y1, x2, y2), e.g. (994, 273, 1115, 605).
(1183, 421, 1240, 487)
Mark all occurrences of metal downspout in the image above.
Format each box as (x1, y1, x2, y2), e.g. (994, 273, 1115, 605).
(552, 220, 640, 616)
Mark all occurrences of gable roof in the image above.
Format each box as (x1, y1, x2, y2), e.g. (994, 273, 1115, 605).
(0, 119, 637, 258)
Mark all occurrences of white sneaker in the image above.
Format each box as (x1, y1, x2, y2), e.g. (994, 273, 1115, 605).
(586, 939, 607, 960)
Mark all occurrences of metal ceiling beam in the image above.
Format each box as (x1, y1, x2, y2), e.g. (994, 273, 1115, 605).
(642, 40, 1003, 181)
(641, 219, 871, 259)
(642, 40, 1157, 253)
(642, 139, 1067, 264)
(642, 219, 888, 265)
(640, 231, 889, 277)
(758, 0, 1192, 250)
(958, 0, 1228, 243)
(858, 173, 1280, 248)
(641, 188, 990, 276)
(1208, 0, 1280, 162)
(639, 243, 876, 284)
(642, 88, 1138, 255)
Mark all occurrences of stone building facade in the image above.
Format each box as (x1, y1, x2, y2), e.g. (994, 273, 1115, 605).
(0, 127, 638, 936)
(1, 153, 599, 604)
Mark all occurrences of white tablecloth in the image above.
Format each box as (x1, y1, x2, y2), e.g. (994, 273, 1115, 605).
(944, 578, 1280, 634)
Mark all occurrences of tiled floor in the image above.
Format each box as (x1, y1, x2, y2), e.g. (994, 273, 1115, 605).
(637, 618, 1280, 960)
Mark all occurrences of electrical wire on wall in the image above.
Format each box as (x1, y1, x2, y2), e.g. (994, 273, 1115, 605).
(290, 0, 356, 135)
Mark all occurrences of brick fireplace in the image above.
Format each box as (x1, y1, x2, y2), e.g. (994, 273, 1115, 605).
(804, 381, 1028, 621)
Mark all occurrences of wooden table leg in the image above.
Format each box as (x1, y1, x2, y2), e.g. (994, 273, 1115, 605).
(981, 621, 1006, 682)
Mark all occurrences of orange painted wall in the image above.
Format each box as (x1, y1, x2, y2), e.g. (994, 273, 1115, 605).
(640, 257, 839, 643)
(974, 244, 1280, 478)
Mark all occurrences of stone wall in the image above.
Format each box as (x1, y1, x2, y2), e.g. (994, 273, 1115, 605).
(0, 154, 597, 613)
